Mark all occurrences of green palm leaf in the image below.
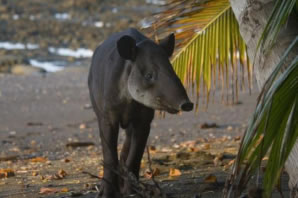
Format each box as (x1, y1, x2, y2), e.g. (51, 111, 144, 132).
(226, 37, 298, 198)
(224, 0, 298, 195)
(257, 0, 297, 55)
(143, 0, 252, 110)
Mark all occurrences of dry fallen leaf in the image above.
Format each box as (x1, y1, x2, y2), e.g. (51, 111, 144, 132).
(148, 145, 157, 154)
(204, 174, 217, 184)
(160, 147, 172, 153)
(30, 157, 47, 163)
(60, 187, 69, 192)
(262, 156, 269, 161)
(227, 126, 233, 131)
(98, 170, 104, 178)
(140, 160, 146, 169)
(39, 187, 69, 194)
(228, 159, 235, 166)
(220, 136, 230, 142)
(63, 158, 70, 163)
(41, 174, 54, 181)
(144, 171, 152, 179)
(169, 168, 181, 177)
(144, 168, 160, 179)
(27, 122, 43, 126)
(200, 122, 218, 129)
(223, 164, 230, 171)
(180, 140, 196, 148)
(234, 136, 241, 141)
(213, 156, 223, 166)
(224, 159, 235, 171)
(186, 147, 200, 152)
(76, 167, 83, 171)
(32, 171, 39, 176)
(57, 169, 67, 179)
(0, 169, 15, 178)
(0, 181, 6, 185)
(201, 143, 211, 150)
(175, 152, 191, 160)
(0, 155, 18, 162)
(66, 142, 94, 148)
(79, 123, 86, 129)
(39, 187, 59, 194)
(224, 147, 238, 154)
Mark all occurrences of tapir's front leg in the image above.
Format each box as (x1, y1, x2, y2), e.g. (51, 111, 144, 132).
(98, 118, 120, 198)
(122, 108, 154, 195)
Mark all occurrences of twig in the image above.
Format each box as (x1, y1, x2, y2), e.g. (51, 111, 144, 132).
(146, 146, 163, 193)
(82, 171, 101, 179)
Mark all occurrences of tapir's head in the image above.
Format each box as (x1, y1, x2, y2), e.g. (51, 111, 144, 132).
(117, 33, 193, 114)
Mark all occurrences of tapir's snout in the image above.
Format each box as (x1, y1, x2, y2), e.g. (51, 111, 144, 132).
(180, 100, 194, 112)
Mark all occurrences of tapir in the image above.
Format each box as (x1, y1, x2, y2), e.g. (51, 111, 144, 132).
(88, 28, 193, 197)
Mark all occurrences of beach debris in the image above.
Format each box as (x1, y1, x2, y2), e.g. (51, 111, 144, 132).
(83, 103, 92, 109)
(56, 169, 67, 179)
(39, 187, 69, 194)
(0, 169, 15, 178)
(148, 145, 157, 154)
(0, 155, 18, 161)
(144, 167, 160, 179)
(98, 169, 104, 178)
(62, 158, 71, 163)
(79, 123, 87, 129)
(40, 169, 67, 181)
(27, 122, 43, 126)
(169, 168, 181, 177)
(227, 126, 233, 131)
(204, 174, 217, 184)
(201, 143, 211, 150)
(213, 154, 224, 166)
(200, 122, 218, 129)
(175, 152, 191, 160)
(66, 142, 94, 148)
(30, 157, 48, 163)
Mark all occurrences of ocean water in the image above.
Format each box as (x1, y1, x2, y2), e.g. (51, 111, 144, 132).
(1, 1, 160, 73)
(0, 41, 94, 72)
(0, 42, 39, 50)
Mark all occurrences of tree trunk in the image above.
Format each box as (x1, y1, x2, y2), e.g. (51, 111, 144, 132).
(229, 0, 298, 196)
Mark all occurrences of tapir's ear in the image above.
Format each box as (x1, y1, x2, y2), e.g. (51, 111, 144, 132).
(117, 35, 137, 61)
(159, 33, 175, 57)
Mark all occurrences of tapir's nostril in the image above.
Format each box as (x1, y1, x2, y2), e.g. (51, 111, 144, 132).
(180, 101, 194, 112)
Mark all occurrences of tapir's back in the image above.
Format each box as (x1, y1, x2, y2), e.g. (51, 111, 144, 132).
(90, 28, 147, 75)
(93, 28, 146, 63)
(97, 28, 146, 52)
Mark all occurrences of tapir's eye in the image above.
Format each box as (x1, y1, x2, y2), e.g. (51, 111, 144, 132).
(144, 73, 153, 80)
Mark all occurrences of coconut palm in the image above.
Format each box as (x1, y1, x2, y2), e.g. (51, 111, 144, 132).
(144, 0, 298, 197)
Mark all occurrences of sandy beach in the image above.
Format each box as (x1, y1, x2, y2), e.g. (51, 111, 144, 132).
(0, 65, 258, 155)
(0, 0, 290, 197)
(0, 66, 270, 198)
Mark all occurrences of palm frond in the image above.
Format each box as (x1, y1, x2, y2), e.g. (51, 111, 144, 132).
(142, 0, 252, 110)
(225, 37, 298, 198)
(256, 0, 296, 55)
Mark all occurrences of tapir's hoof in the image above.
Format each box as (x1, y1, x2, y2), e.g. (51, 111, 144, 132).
(95, 186, 121, 198)
(121, 184, 134, 197)
(99, 193, 122, 198)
